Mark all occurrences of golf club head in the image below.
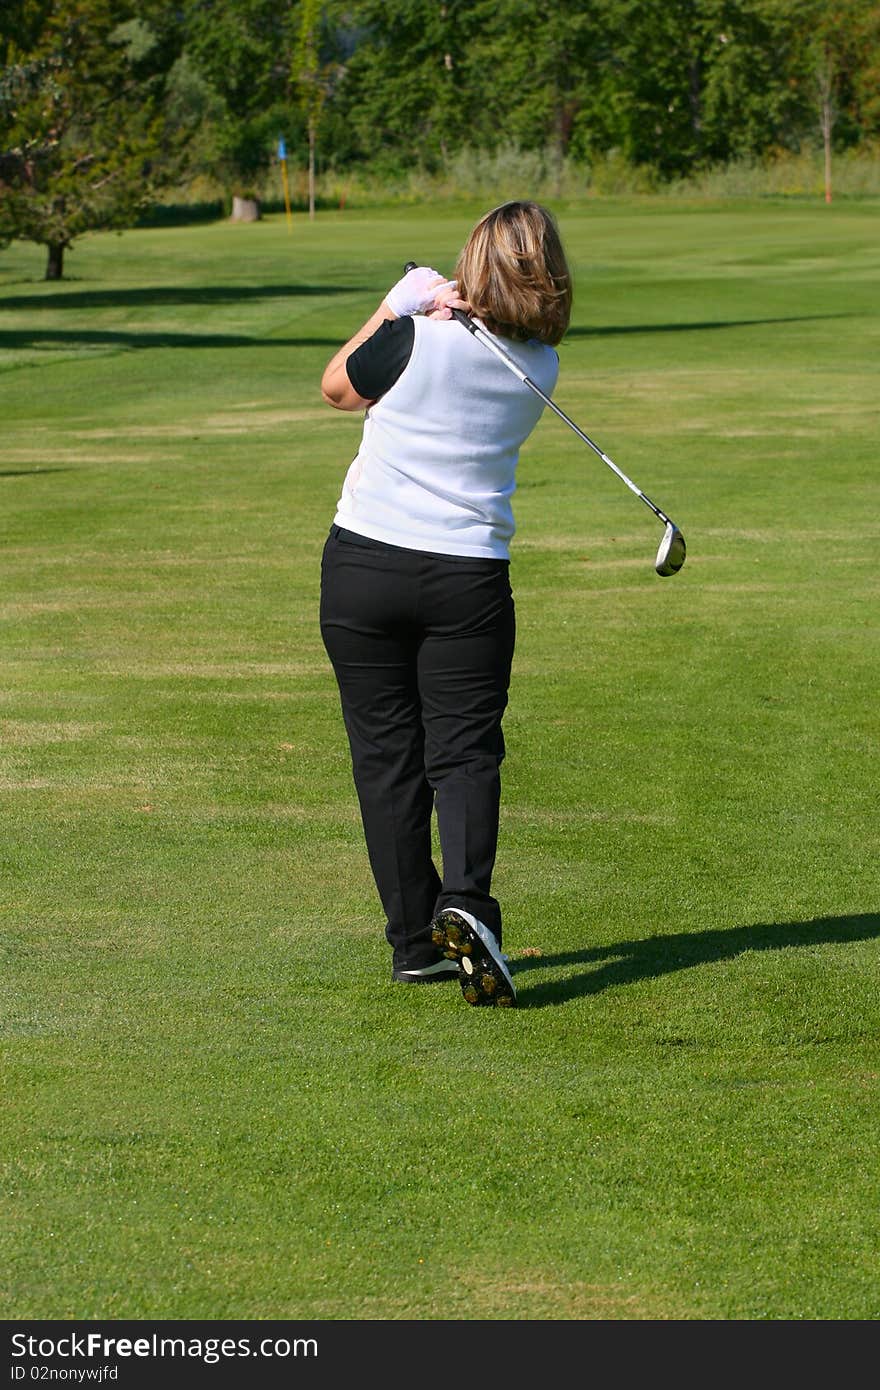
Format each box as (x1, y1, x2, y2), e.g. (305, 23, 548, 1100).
(655, 523, 686, 577)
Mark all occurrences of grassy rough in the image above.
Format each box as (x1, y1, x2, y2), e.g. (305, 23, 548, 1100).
(1, 201, 879, 1320)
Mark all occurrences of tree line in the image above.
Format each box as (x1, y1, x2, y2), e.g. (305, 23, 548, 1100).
(2, 0, 879, 278)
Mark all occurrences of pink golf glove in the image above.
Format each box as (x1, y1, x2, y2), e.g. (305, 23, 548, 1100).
(385, 265, 456, 317)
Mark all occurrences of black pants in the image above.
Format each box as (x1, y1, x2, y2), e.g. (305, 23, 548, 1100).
(320, 526, 515, 969)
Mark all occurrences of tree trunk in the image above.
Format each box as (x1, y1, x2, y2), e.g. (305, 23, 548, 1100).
(308, 121, 316, 221)
(688, 56, 703, 163)
(554, 96, 578, 199)
(231, 196, 261, 222)
(45, 242, 65, 280)
(816, 48, 834, 206)
(821, 98, 833, 204)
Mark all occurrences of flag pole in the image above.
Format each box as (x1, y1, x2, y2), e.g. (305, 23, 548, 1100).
(278, 137, 293, 234)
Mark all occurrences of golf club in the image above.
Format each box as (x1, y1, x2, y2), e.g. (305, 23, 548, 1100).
(403, 261, 686, 576)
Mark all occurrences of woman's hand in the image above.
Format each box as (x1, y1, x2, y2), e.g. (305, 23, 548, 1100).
(384, 265, 456, 318)
(322, 269, 471, 412)
(427, 280, 471, 321)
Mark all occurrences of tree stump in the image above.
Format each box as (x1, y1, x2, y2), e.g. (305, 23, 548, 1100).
(230, 196, 261, 222)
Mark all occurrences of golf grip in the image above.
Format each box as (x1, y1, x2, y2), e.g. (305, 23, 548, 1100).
(401, 262, 675, 529)
(403, 260, 478, 339)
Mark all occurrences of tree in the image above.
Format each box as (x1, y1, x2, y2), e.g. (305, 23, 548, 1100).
(293, 0, 339, 219)
(0, 0, 179, 279)
(294, 0, 321, 220)
(326, 0, 817, 182)
(782, 0, 880, 203)
(814, 38, 836, 203)
(707, 6, 797, 161)
(182, 0, 303, 212)
(330, 0, 473, 175)
(586, 0, 756, 177)
(459, 0, 606, 184)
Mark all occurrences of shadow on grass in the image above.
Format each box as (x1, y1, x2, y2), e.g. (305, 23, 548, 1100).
(0, 284, 369, 311)
(0, 329, 340, 351)
(565, 312, 856, 339)
(0, 468, 73, 477)
(1, 310, 857, 358)
(514, 913, 880, 1009)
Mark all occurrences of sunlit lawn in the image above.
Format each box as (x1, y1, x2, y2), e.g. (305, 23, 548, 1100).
(1, 197, 879, 1319)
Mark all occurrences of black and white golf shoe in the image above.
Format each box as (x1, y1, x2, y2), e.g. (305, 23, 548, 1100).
(430, 908, 517, 1008)
(392, 958, 460, 984)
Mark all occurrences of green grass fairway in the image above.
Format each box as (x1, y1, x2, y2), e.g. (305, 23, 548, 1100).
(2, 199, 879, 1321)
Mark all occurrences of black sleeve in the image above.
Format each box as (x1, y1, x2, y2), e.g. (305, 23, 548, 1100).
(346, 316, 415, 401)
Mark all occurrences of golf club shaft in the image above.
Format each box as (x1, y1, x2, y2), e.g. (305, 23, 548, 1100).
(449, 308, 675, 529)
(401, 261, 676, 529)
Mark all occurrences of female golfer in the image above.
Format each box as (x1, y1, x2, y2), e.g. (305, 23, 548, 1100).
(319, 201, 572, 1007)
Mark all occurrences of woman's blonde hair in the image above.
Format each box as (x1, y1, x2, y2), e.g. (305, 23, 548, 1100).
(454, 200, 572, 346)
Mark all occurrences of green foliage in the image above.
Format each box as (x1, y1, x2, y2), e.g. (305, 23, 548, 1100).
(179, 0, 307, 197)
(293, 0, 344, 213)
(327, 0, 880, 181)
(3, 1, 880, 247)
(590, 0, 807, 174)
(294, 0, 328, 127)
(781, 0, 880, 146)
(0, 0, 186, 275)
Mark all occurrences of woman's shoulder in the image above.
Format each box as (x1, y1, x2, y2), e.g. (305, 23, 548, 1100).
(505, 335, 559, 393)
(411, 313, 475, 356)
(416, 315, 559, 389)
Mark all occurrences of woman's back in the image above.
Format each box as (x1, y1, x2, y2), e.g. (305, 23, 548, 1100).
(335, 315, 559, 558)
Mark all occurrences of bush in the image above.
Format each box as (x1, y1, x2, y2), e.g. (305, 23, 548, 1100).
(145, 141, 880, 219)
(672, 144, 880, 198)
